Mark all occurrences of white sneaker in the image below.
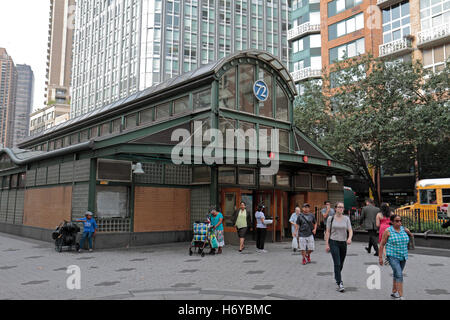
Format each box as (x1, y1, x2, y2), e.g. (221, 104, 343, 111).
(260, 249, 268, 253)
(399, 296, 406, 300)
(89, 249, 93, 252)
(391, 292, 400, 299)
(337, 282, 345, 292)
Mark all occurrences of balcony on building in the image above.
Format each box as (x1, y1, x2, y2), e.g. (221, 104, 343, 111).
(291, 67, 322, 82)
(379, 38, 413, 58)
(376, 0, 404, 9)
(287, 21, 321, 41)
(417, 23, 450, 49)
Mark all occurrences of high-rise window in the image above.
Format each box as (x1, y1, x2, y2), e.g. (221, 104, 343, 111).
(329, 38, 365, 64)
(184, 0, 198, 72)
(201, 0, 216, 64)
(329, 12, 364, 40)
(235, 0, 248, 50)
(382, 1, 411, 44)
(328, 0, 363, 17)
(423, 44, 450, 72)
(219, 0, 232, 59)
(420, 0, 450, 30)
(251, 0, 264, 50)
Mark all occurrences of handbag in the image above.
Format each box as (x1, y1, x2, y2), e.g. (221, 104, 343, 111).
(210, 232, 219, 249)
(292, 237, 299, 250)
(407, 233, 415, 250)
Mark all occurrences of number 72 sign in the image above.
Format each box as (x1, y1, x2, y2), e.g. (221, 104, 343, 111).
(253, 80, 269, 102)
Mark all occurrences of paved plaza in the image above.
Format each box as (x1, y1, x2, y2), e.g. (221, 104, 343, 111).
(1, 232, 450, 300)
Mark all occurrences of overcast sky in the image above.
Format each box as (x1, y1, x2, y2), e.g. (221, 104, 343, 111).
(0, 0, 50, 112)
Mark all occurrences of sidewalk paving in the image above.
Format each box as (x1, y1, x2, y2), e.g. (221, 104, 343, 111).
(1, 232, 449, 300)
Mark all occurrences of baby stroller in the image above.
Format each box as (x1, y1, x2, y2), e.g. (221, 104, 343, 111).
(189, 220, 215, 257)
(52, 221, 81, 252)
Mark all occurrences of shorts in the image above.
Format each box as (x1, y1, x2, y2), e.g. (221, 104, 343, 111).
(299, 235, 315, 251)
(387, 256, 406, 283)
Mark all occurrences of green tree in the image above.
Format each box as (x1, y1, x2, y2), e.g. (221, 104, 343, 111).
(294, 55, 450, 205)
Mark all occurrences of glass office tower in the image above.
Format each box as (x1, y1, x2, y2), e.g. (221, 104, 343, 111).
(71, 0, 289, 118)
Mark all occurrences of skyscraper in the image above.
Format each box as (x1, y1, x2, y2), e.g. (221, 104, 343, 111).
(45, 0, 74, 110)
(13, 65, 34, 146)
(0, 48, 18, 148)
(288, 0, 322, 95)
(70, 0, 289, 118)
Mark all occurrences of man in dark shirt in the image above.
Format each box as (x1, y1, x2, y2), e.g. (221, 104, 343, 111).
(360, 199, 380, 256)
(295, 203, 317, 265)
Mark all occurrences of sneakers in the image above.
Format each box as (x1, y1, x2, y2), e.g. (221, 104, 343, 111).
(260, 249, 268, 253)
(302, 257, 307, 265)
(306, 254, 311, 263)
(337, 282, 345, 292)
(89, 249, 93, 252)
(391, 292, 400, 299)
(365, 247, 370, 254)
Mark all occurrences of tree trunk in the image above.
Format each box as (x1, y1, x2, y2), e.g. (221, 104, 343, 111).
(355, 149, 380, 206)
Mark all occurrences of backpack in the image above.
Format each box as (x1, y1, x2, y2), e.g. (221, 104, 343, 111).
(298, 214, 314, 234)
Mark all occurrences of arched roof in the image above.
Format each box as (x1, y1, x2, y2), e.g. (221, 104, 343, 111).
(19, 50, 296, 146)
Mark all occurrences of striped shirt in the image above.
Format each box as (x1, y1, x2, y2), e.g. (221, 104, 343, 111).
(386, 226, 409, 261)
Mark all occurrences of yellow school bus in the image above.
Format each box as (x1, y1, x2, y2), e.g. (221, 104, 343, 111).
(396, 178, 450, 220)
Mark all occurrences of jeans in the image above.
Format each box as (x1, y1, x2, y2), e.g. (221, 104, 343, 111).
(367, 230, 379, 254)
(329, 239, 347, 284)
(256, 228, 267, 250)
(79, 231, 94, 249)
(387, 256, 406, 283)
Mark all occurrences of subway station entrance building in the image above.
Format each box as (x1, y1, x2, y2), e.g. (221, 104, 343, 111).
(0, 51, 352, 247)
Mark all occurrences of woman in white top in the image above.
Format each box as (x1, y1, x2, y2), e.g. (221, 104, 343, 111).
(255, 204, 267, 253)
(325, 202, 353, 293)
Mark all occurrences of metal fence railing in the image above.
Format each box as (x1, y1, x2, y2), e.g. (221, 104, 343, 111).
(348, 208, 450, 235)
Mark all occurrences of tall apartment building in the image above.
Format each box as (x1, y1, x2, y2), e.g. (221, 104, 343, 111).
(0, 48, 18, 148)
(29, 104, 70, 136)
(321, 0, 382, 72)
(317, 0, 449, 204)
(45, 0, 74, 110)
(70, 0, 289, 118)
(13, 65, 34, 146)
(378, 0, 449, 69)
(287, 0, 322, 94)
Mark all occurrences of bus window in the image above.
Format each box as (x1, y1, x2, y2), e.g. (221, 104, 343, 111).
(420, 189, 437, 204)
(443, 189, 450, 203)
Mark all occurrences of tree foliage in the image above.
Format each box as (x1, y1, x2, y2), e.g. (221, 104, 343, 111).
(294, 55, 450, 205)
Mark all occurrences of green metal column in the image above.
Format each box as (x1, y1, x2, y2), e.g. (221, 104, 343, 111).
(210, 80, 220, 207)
(88, 158, 97, 212)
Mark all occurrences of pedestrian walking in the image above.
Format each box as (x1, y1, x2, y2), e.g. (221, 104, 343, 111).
(379, 214, 414, 300)
(209, 207, 225, 254)
(289, 206, 301, 251)
(360, 199, 380, 256)
(232, 201, 252, 252)
(321, 200, 335, 230)
(325, 202, 353, 292)
(295, 203, 317, 265)
(255, 204, 268, 253)
(376, 203, 392, 260)
(76, 211, 98, 252)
